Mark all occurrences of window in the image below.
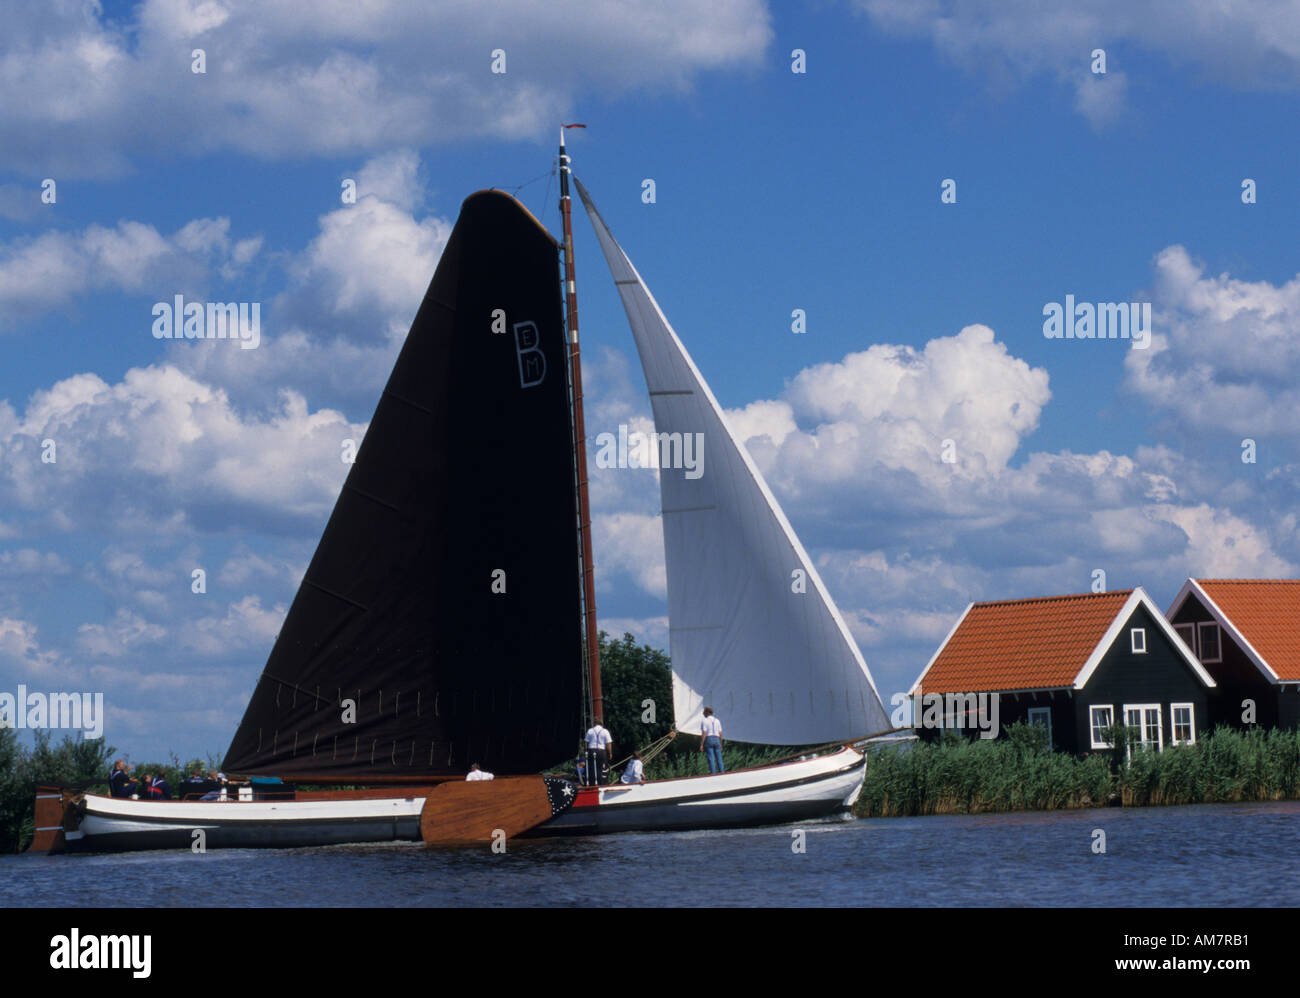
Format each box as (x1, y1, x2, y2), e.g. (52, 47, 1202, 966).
(1198, 622, 1222, 663)
(1089, 705, 1114, 748)
(1123, 703, 1163, 753)
(1174, 623, 1196, 655)
(1027, 706, 1052, 748)
(1171, 703, 1196, 745)
(1130, 627, 1147, 653)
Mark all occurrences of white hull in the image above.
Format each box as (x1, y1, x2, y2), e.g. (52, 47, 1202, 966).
(533, 745, 866, 835)
(62, 792, 427, 852)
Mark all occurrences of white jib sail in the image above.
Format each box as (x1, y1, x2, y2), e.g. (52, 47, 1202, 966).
(576, 179, 890, 744)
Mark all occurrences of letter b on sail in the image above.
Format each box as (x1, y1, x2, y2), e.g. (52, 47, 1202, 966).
(514, 321, 546, 388)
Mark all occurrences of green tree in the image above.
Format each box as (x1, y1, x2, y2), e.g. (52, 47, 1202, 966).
(0, 727, 29, 853)
(593, 631, 816, 778)
(596, 630, 673, 762)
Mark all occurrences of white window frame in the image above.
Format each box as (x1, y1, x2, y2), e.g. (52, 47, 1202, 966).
(1123, 702, 1164, 753)
(1174, 622, 1196, 655)
(1130, 627, 1147, 653)
(1089, 705, 1115, 749)
(1170, 703, 1196, 745)
(1027, 706, 1052, 748)
(1197, 621, 1223, 664)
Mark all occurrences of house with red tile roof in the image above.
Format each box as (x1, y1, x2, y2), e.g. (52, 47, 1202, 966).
(910, 588, 1216, 754)
(1166, 579, 1300, 731)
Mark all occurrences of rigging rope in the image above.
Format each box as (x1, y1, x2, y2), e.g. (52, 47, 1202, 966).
(606, 730, 676, 774)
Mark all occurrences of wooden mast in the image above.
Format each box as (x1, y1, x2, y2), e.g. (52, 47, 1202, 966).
(559, 125, 604, 725)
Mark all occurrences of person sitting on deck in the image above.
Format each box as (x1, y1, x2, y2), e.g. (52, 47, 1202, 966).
(144, 772, 173, 800)
(465, 763, 494, 781)
(620, 752, 646, 785)
(109, 760, 138, 798)
(191, 770, 223, 800)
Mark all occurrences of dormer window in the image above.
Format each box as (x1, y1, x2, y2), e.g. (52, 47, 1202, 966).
(1130, 627, 1147, 653)
(1198, 622, 1222, 663)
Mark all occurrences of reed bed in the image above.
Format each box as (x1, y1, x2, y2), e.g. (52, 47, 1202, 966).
(855, 724, 1300, 817)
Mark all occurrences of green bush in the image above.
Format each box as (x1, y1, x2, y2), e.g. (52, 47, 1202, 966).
(0, 730, 115, 852)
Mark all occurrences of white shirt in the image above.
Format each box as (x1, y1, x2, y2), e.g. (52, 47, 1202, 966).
(701, 715, 722, 737)
(621, 759, 644, 784)
(585, 724, 612, 749)
(465, 769, 494, 781)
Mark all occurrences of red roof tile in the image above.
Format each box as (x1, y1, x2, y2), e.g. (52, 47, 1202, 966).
(917, 591, 1133, 694)
(1194, 579, 1300, 682)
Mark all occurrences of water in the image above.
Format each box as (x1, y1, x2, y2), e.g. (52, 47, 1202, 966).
(3, 802, 1297, 907)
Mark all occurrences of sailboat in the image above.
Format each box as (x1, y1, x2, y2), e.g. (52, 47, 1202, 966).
(28, 133, 890, 853)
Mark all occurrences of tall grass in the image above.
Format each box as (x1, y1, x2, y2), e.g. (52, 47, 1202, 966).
(855, 724, 1300, 818)
(857, 723, 1110, 816)
(1119, 726, 1300, 806)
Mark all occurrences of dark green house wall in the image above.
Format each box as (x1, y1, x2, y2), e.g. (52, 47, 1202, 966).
(1170, 594, 1286, 730)
(1281, 689, 1300, 730)
(1069, 603, 1209, 752)
(995, 693, 1077, 752)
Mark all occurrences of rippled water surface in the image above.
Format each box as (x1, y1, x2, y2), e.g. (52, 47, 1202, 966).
(4, 802, 1297, 907)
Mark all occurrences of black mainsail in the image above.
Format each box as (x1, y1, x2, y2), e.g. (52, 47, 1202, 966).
(223, 191, 584, 780)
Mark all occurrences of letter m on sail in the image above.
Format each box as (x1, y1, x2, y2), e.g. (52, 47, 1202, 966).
(514, 321, 546, 388)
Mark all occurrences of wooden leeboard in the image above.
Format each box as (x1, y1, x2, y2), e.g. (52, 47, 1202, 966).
(419, 776, 575, 846)
(26, 785, 68, 854)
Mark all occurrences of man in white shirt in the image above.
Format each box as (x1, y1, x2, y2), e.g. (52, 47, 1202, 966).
(465, 763, 494, 781)
(584, 721, 613, 785)
(700, 706, 724, 773)
(621, 752, 646, 784)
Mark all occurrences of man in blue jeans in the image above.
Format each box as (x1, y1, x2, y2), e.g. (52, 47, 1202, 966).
(700, 706, 724, 773)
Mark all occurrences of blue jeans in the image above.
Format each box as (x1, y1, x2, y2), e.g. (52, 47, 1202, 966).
(704, 736, 724, 774)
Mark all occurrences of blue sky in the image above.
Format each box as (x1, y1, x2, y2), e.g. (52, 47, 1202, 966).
(2, 0, 1299, 762)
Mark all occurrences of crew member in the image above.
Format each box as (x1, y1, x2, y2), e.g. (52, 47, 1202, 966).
(109, 760, 138, 798)
(621, 751, 646, 785)
(466, 763, 494, 781)
(584, 721, 613, 785)
(700, 706, 724, 773)
(146, 772, 173, 800)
